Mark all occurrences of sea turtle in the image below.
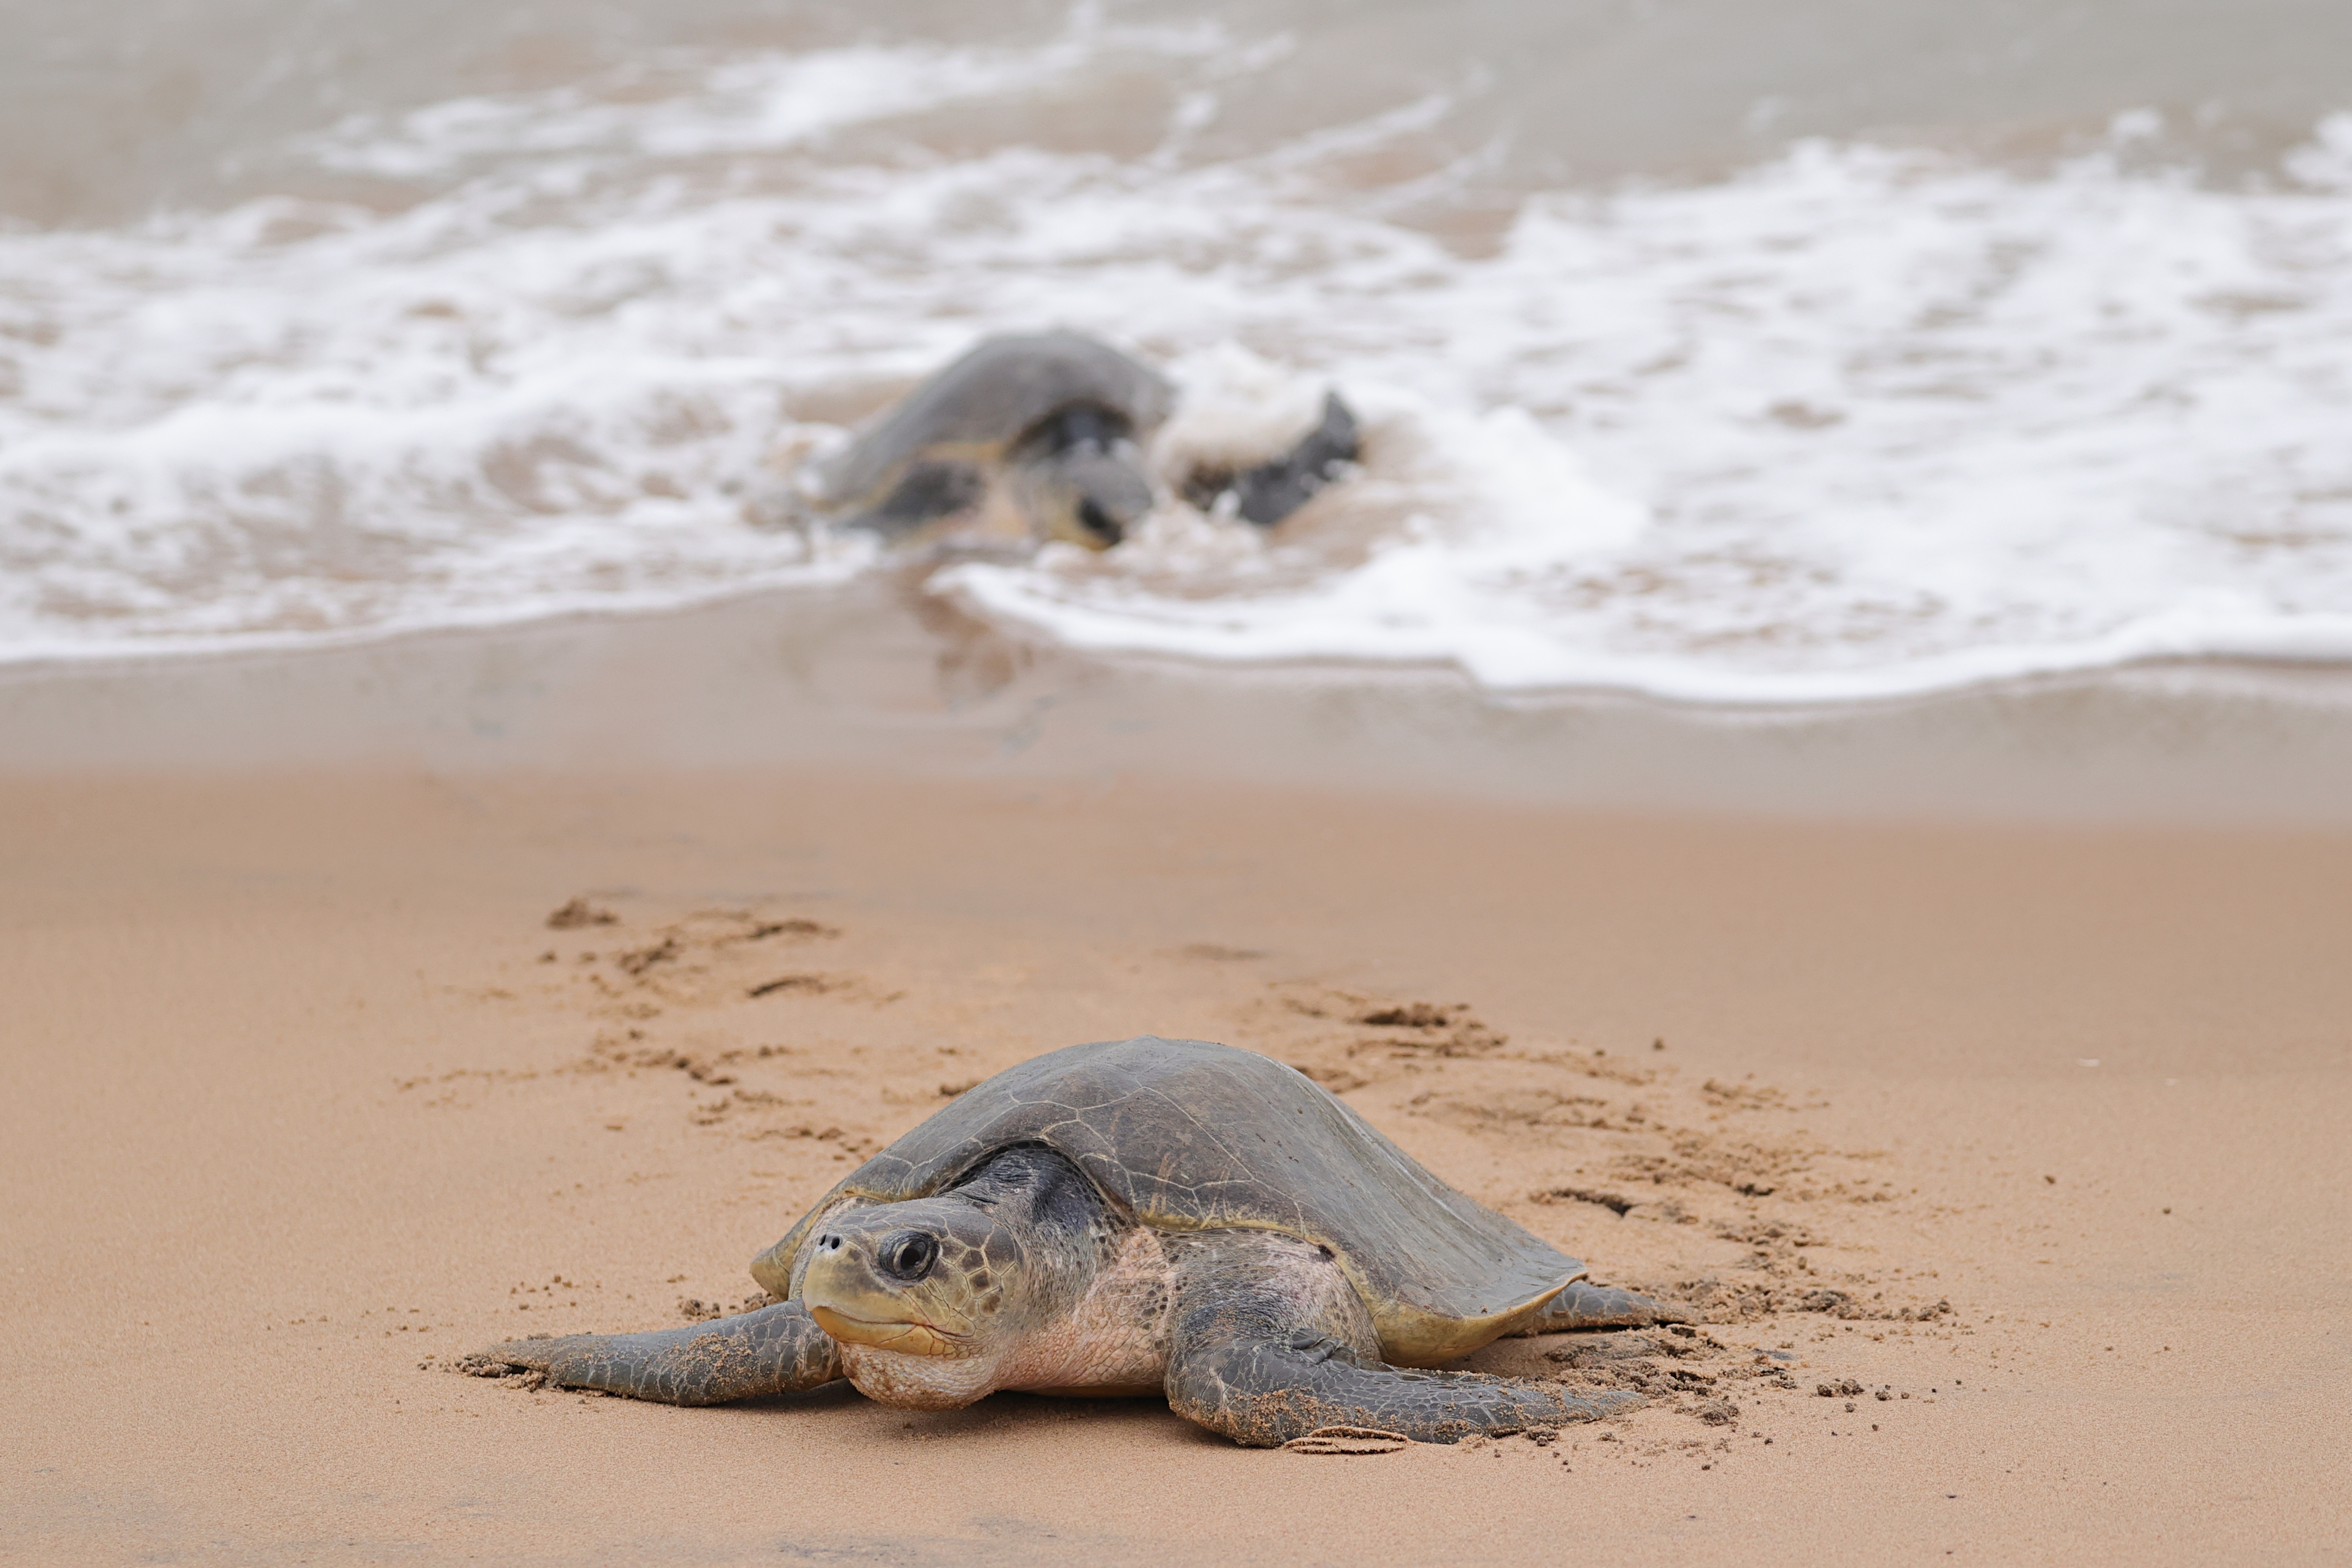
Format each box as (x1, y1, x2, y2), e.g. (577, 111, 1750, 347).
(474, 1036, 1683, 1447)
(804, 334, 1358, 551)
(808, 332, 1176, 550)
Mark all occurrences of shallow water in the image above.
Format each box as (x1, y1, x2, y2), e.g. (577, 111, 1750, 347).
(4, 0, 2350, 700)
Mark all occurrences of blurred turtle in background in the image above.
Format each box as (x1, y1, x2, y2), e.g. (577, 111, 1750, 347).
(799, 331, 1357, 551)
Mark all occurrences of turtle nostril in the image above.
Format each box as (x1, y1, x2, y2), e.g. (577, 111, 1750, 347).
(879, 1231, 939, 1282)
(819, 1234, 842, 1252)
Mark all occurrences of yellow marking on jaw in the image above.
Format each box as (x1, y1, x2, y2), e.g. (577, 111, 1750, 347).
(809, 1305, 961, 1357)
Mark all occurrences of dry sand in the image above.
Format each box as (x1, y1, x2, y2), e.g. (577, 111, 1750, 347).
(4, 753, 2348, 1565)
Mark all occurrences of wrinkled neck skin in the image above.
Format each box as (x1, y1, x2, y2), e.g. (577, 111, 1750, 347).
(790, 1146, 1147, 1411)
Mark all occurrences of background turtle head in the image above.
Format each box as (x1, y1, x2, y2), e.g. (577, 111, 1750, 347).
(1006, 402, 1157, 549)
(787, 1145, 1105, 1367)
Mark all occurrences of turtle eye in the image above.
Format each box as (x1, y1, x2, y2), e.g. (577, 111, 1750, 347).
(878, 1231, 939, 1282)
(1075, 497, 1121, 545)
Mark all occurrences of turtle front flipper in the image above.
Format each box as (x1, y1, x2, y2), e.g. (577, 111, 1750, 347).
(1516, 1280, 1695, 1333)
(472, 1300, 841, 1406)
(1161, 1232, 1640, 1448)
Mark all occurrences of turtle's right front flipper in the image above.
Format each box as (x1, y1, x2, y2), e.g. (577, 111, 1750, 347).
(1161, 1234, 1639, 1448)
(472, 1300, 841, 1406)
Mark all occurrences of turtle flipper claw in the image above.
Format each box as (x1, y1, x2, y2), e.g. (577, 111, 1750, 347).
(466, 1332, 563, 1373)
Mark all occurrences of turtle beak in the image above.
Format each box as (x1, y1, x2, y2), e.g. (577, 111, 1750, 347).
(1020, 450, 1152, 550)
(807, 1304, 962, 1357)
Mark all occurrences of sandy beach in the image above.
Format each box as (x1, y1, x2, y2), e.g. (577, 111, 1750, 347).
(5, 630, 2348, 1562)
(9, 1, 2352, 1556)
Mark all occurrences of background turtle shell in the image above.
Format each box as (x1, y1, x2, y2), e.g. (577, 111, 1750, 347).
(813, 332, 1175, 514)
(754, 1035, 1586, 1366)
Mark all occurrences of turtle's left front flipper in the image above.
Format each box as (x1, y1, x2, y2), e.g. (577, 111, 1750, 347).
(470, 1300, 841, 1406)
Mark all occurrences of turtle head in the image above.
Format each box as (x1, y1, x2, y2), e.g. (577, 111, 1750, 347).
(1008, 404, 1156, 549)
(792, 1199, 1011, 1360)
(790, 1146, 1105, 1366)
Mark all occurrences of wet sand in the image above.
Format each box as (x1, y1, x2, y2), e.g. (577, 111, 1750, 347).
(10, 582, 2352, 826)
(3, 739, 2348, 1563)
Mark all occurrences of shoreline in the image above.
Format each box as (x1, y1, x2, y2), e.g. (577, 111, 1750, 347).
(6, 581, 2352, 824)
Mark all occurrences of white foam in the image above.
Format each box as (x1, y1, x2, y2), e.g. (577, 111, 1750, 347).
(3, 21, 2350, 701)
(1150, 344, 1331, 481)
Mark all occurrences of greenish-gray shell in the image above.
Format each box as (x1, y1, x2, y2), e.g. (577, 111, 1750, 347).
(752, 1035, 1586, 1366)
(811, 332, 1175, 518)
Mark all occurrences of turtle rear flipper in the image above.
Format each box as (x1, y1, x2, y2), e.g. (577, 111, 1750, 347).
(1228, 391, 1360, 526)
(1161, 1232, 1639, 1448)
(473, 1300, 841, 1406)
(1517, 1280, 1696, 1333)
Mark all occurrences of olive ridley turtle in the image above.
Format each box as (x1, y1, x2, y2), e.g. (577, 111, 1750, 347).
(805, 334, 1355, 550)
(475, 1035, 1684, 1446)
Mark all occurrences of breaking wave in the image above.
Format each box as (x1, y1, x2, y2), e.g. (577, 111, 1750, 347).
(4, 15, 2351, 701)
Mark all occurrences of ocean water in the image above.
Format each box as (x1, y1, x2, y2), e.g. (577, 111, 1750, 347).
(5, 0, 2352, 702)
